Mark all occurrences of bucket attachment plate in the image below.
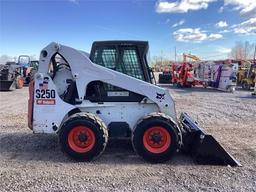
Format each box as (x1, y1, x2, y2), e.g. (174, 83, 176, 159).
(0, 80, 15, 91)
(180, 112, 241, 167)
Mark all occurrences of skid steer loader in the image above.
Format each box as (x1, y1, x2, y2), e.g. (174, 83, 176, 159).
(28, 41, 240, 166)
(0, 62, 23, 91)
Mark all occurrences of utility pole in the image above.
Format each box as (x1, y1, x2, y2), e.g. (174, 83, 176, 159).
(174, 46, 177, 62)
(254, 44, 256, 63)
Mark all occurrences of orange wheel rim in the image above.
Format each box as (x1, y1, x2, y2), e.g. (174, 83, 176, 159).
(68, 126, 95, 153)
(18, 78, 23, 88)
(143, 126, 171, 154)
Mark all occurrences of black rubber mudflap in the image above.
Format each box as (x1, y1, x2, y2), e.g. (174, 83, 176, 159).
(180, 112, 241, 167)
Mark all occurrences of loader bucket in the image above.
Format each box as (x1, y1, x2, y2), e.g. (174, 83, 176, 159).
(180, 112, 241, 166)
(0, 80, 15, 91)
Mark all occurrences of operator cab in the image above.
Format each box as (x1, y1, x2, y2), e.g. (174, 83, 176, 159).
(90, 41, 152, 83)
(87, 41, 153, 102)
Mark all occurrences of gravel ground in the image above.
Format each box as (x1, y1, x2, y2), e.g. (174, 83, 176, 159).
(0, 86, 255, 192)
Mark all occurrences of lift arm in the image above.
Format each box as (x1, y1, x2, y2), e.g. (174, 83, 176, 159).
(38, 42, 177, 121)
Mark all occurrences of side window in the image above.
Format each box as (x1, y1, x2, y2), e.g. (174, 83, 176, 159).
(92, 48, 121, 91)
(93, 48, 119, 70)
(122, 48, 144, 80)
(91, 46, 145, 92)
(92, 46, 145, 81)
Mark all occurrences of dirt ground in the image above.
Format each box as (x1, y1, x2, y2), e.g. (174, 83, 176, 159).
(0, 86, 255, 192)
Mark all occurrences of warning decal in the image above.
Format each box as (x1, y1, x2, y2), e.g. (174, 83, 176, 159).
(36, 99, 56, 105)
(35, 77, 56, 105)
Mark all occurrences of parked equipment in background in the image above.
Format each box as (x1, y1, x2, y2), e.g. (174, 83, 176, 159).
(158, 65, 172, 84)
(183, 53, 200, 63)
(0, 55, 39, 91)
(240, 63, 256, 90)
(158, 53, 200, 85)
(17, 55, 39, 85)
(194, 60, 238, 92)
(28, 41, 240, 166)
(252, 77, 256, 96)
(171, 62, 202, 88)
(24, 60, 39, 84)
(170, 53, 201, 88)
(158, 71, 172, 84)
(237, 60, 251, 86)
(0, 62, 23, 91)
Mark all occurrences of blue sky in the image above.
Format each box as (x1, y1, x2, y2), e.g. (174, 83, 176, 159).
(0, 0, 255, 61)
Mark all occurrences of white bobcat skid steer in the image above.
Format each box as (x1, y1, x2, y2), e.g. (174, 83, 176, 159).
(28, 42, 240, 166)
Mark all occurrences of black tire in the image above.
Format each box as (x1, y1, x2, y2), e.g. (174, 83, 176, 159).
(242, 81, 250, 90)
(227, 86, 235, 93)
(59, 112, 108, 161)
(203, 82, 208, 88)
(185, 84, 192, 88)
(177, 83, 183, 88)
(132, 113, 179, 163)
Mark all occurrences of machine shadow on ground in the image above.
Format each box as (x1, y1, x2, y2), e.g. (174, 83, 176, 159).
(158, 84, 226, 93)
(161, 84, 254, 95)
(238, 95, 256, 99)
(0, 132, 193, 166)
